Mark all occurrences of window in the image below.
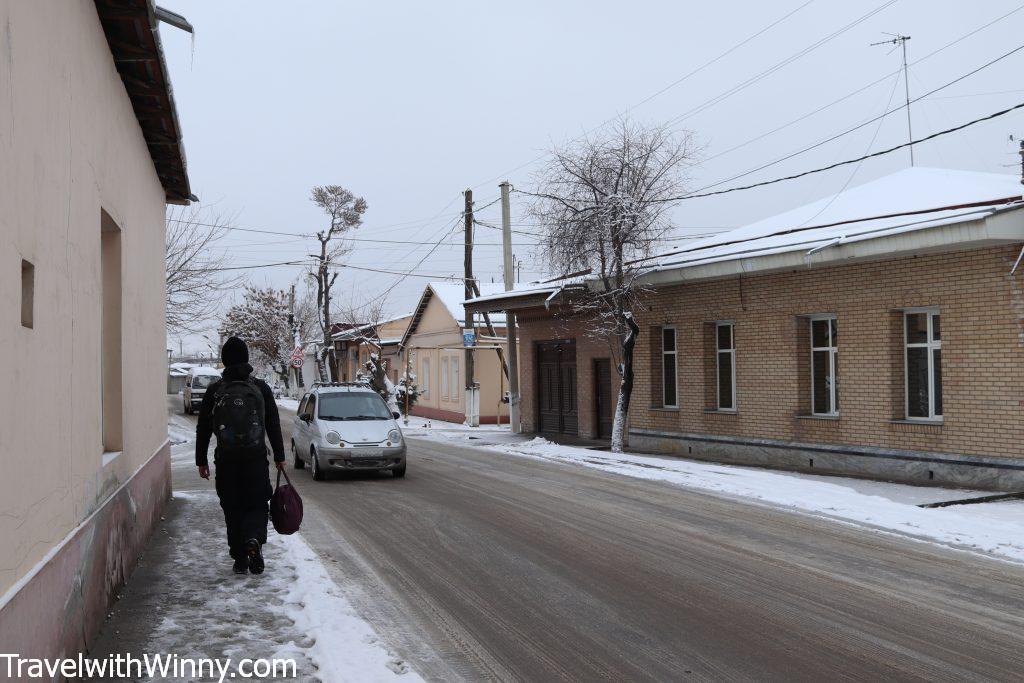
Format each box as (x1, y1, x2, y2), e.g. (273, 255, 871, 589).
(318, 392, 391, 420)
(101, 211, 123, 454)
(716, 322, 735, 411)
(661, 327, 678, 408)
(810, 317, 838, 416)
(441, 357, 450, 400)
(421, 356, 430, 397)
(451, 357, 459, 400)
(905, 309, 942, 420)
(21, 259, 34, 329)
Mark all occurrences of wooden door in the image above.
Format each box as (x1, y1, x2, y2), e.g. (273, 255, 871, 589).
(594, 359, 613, 439)
(536, 340, 578, 435)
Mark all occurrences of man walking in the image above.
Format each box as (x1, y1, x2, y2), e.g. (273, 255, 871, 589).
(196, 337, 285, 575)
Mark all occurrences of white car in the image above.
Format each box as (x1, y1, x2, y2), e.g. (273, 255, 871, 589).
(183, 366, 222, 414)
(292, 384, 407, 481)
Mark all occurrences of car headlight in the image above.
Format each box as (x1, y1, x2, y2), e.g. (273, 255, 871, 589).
(387, 429, 402, 443)
(325, 431, 341, 445)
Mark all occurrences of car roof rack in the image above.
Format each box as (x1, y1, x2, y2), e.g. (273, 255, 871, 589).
(310, 381, 368, 389)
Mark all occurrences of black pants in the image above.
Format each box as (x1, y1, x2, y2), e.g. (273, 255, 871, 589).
(214, 451, 273, 561)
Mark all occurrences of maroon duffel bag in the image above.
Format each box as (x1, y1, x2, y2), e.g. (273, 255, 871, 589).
(270, 468, 303, 535)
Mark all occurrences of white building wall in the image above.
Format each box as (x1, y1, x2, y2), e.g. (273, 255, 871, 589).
(0, 0, 170, 597)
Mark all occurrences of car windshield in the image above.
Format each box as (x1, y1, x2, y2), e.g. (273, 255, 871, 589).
(318, 393, 392, 421)
(193, 374, 216, 389)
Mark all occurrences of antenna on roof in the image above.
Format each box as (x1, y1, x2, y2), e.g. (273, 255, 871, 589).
(871, 34, 914, 166)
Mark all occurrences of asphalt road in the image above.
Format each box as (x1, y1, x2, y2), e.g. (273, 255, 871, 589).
(174, 396, 1024, 682)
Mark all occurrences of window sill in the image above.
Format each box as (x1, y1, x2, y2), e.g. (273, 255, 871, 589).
(704, 408, 737, 415)
(796, 414, 839, 421)
(102, 450, 122, 467)
(650, 406, 680, 412)
(890, 418, 943, 425)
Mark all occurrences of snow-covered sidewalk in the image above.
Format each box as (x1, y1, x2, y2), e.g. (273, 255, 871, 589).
(91, 424, 423, 683)
(413, 429, 1024, 565)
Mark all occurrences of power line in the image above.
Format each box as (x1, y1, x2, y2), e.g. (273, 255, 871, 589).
(467, 0, 820, 191)
(165, 215, 535, 246)
(698, 2, 1024, 168)
(690, 41, 1024, 195)
(664, 0, 900, 129)
(670, 98, 1024, 201)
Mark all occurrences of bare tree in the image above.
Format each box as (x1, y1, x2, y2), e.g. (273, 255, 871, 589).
(308, 185, 368, 381)
(530, 118, 695, 452)
(332, 296, 389, 382)
(221, 285, 293, 389)
(164, 206, 240, 335)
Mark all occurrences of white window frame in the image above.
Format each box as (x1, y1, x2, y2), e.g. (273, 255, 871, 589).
(715, 322, 736, 412)
(661, 326, 678, 408)
(421, 356, 430, 397)
(441, 356, 449, 400)
(904, 307, 942, 422)
(809, 315, 838, 417)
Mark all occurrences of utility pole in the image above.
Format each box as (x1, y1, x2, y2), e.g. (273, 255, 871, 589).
(872, 33, 913, 165)
(464, 189, 478, 426)
(499, 181, 521, 433)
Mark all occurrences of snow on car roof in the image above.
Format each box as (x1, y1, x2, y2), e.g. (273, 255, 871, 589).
(189, 366, 222, 376)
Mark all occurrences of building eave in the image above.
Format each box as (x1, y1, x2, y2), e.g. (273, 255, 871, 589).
(93, 0, 192, 204)
(638, 205, 1024, 289)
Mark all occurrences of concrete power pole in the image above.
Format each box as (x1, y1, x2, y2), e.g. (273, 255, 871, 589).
(499, 182, 521, 433)
(463, 189, 479, 426)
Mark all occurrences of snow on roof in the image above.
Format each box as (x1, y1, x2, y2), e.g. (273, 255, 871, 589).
(189, 365, 222, 377)
(468, 168, 1024, 310)
(428, 282, 507, 325)
(331, 312, 414, 341)
(645, 167, 1023, 272)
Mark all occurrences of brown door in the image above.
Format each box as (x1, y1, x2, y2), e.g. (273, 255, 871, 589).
(594, 359, 613, 439)
(536, 340, 578, 435)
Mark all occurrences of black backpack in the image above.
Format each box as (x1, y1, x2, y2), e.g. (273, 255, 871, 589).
(212, 380, 266, 452)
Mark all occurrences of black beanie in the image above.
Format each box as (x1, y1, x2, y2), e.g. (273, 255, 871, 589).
(221, 336, 249, 366)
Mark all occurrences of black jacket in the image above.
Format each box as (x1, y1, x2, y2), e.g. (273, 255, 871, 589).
(195, 363, 285, 467)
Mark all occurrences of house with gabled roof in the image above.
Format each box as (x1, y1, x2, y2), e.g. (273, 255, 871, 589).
(401, 282, 511, 424)
(333, 312, 414, 383)
(467, 167, 1024, 490)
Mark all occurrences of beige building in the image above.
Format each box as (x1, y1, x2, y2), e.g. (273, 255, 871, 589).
(334, 313, 414, 384)
(468, 169, 1024, 490)
(401, 283, 511, 424)
(0, 0, 190, 662)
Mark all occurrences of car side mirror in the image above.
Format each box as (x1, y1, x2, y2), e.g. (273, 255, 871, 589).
(392, 411, 401, 420)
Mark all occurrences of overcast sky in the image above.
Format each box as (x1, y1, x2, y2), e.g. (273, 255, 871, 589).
(160, 0, 1024, 354)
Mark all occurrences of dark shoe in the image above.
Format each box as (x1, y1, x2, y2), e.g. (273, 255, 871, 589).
(232, 558, 248, 575)
(246, 539, 264, 575)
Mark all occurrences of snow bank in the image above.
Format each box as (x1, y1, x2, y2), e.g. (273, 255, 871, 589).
(402, 417, 511, 435)
(276, 532, 423, 681)
(277, 397, 301, 412)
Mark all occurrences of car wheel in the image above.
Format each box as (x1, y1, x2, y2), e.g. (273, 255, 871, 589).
(391, 462, 407, 478)
(292, 441, 305, 469)
(311, 448, 325, 481)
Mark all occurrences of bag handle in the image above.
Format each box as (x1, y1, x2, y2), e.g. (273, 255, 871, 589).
(276, 467, 293, 489)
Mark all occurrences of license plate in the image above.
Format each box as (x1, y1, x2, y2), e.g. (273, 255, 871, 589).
(351, 448, 382, 457)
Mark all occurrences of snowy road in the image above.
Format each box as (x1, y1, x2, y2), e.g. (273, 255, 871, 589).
(187, 398, 1024, 681)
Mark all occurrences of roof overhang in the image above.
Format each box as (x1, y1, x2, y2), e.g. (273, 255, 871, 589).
(638, 203, 1024, 289)
(94, 0, 192, 204)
